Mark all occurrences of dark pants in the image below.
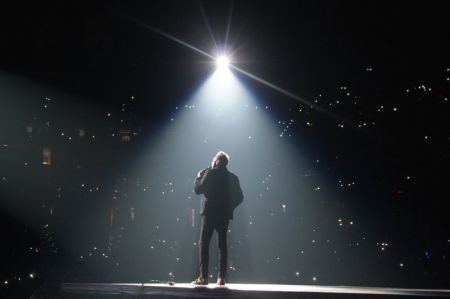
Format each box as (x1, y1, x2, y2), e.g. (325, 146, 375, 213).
(199, 215, 229, 280)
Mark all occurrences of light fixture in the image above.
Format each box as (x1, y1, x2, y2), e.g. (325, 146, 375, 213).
(216, 55, 230, 69)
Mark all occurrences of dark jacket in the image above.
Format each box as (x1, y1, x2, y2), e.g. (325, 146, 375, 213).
(194, 167, 243, 220)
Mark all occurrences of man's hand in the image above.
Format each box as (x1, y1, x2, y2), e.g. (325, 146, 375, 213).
(197, 168, 207, 178)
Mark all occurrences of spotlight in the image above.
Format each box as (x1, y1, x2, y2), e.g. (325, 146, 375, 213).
(216, 56, 230, 69)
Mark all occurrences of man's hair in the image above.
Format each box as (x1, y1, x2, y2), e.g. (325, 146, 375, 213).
(214, 151, 230, 166)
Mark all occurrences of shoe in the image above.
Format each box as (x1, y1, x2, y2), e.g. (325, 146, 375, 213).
(191, 277, 208, 285)
(217, 277, 226, 285)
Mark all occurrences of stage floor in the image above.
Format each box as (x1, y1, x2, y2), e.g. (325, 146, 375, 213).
(61, 282, 450, 298)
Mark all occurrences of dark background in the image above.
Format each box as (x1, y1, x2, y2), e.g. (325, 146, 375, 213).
(0, 1, 449, 297)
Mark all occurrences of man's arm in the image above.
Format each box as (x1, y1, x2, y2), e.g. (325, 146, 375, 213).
(231, 175, 243, 209)
(194, 169, 211, 195)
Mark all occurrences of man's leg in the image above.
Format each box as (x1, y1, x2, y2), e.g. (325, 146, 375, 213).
(199, 216, 214, 280)
(216, 218, 229, 279)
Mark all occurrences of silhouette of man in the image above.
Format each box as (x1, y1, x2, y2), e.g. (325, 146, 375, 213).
(192, 151, 243, 285)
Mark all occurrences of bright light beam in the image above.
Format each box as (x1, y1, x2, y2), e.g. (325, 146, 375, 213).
(124, 15, 215, 60)
(126, 16, 349, 124)
(198, 0, 219, 53)
(229, 64, 343, 122)
(224, 0, 234, 49)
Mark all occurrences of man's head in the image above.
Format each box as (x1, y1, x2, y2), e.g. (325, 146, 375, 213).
(211, 151, 230, 169)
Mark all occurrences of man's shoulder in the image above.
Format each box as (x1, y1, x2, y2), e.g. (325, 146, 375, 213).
(210, 167, 239, 180)
(227, 170, 239, 180)
(207, 168, 219, 175)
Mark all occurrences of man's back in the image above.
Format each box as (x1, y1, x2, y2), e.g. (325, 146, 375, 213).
(194, 167, 243, 219)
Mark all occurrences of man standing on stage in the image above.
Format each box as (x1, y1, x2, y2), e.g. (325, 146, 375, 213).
(192, 151, 243, 286)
